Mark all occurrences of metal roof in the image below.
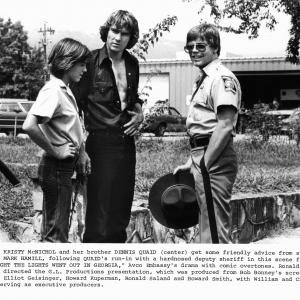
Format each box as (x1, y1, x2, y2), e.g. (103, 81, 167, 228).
(140, 57, 300, 73)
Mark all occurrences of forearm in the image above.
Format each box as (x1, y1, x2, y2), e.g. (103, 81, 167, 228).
(173, 156, 192, 174)
(25, 125, 56, 157)
(76, 141, 91, 176)
(204, 122, 233, 169)
(133, 102, 143, 114)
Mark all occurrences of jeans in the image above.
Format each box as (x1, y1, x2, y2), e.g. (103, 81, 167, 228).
(83, 132, 136, 243)
(39, 155, 76, 243)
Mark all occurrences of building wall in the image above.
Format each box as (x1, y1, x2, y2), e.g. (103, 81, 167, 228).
(140, 60, 198, 116)
(140, 58, 300, 115)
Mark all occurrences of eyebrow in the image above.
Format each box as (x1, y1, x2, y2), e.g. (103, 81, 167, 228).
(187, 42, 207, 45)
(111, 26, 130, 34)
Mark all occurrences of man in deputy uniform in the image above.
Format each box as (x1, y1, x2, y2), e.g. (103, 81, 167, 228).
(72, 10, 144, 243)
(174, 23, 241, 243)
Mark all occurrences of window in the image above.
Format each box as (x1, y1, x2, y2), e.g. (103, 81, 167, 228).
(20, 102, 33, 112)
(5, 103, 22, 113)
(0, 103, 19, 112)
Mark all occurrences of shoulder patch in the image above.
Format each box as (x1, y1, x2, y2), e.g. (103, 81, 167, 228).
(222, 76, 237, 94)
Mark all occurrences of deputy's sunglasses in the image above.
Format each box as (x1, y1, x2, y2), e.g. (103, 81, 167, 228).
(184, 43, 208, 53)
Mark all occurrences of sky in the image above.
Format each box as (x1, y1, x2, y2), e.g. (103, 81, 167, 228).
(1, 0, 292, 58)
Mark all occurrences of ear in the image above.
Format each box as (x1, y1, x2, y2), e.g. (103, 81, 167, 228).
(212, 47, 218, 55)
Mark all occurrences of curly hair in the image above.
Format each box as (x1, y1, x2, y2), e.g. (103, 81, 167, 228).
(99, 10, 139, 49)
(186, 23, 221, 56)
(48, 38, 91, 79)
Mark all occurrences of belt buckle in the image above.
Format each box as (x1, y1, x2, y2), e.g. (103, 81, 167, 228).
(190, 135, 209, 148)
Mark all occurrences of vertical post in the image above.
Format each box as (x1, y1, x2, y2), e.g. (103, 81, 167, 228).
(38, 22, 55, 82)
(14, 116, 17, 138)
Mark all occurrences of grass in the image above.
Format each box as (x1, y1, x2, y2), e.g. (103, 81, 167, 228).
(0, 136, 40, 164)
(1, 135, 300, 229)
(136, 137, 300, 195)
(234, 138, 300, 194)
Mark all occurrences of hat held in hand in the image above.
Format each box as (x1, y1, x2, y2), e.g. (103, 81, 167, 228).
(149, 170, 199, 229)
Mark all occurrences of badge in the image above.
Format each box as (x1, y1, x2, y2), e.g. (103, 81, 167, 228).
(222, 76, 237, 94)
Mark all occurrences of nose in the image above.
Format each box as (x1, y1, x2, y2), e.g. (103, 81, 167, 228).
(191, 44, 198, 53)
(115, 32, 121, 40)
(83, 65, 87, 72)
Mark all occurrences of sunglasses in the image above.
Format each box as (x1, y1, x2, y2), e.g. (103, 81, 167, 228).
(184, 43, 208, 53)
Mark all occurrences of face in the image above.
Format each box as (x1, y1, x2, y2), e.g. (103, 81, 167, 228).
(66, 62, 87, 83)
(106, 25, 131, 54)
(185, 37, 218, 69)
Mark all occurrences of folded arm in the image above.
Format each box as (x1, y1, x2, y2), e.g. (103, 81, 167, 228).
(23, 114, 77, 159)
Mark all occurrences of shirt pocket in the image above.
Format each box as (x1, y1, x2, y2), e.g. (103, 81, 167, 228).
(93, 81, 114, 103)
(94, 81, 113, 93)
(192, 85, 209, 106)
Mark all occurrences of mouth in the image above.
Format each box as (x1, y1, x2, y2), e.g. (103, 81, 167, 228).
(191, 56, 203, 60)
(192, 57, 203, 61)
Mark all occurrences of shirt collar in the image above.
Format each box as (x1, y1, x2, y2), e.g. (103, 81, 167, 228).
(202, 58, 221, 77)
(49, 75, 68, 89)
(97, 44, 133, 67)
(49, 75, 77, 105)
(98, 45, 109, 66)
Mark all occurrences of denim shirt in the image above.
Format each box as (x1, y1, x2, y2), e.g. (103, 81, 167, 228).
(71, 45, 142, 132)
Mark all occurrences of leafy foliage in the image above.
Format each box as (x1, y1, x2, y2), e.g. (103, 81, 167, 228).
(132, 16, 178, 60)
(183, 0, 300, 63)
(0, 18, 44, 100)
(242, 106, 284, 142)
(140, 99, 170, 132)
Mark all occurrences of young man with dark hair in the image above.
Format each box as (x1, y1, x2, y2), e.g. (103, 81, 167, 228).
(72, 10, 144, 243)
(174, 24, 241, 244)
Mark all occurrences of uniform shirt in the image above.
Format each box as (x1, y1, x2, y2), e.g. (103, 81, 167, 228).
(28, 75, 84, 148)
(186, 58, 241, 137)
(71, 45, 142, 132)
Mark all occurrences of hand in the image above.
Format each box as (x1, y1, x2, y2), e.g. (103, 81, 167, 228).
(76, 150, 91, 176)
(173, 159, 192, 175)
(53, 143, 78, 159)
(123, 110, 144, 136)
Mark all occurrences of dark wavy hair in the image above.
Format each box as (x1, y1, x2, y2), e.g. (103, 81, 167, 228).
(186, 23, 221, 56)
(48, 38, 91, 79)
(99, 10, 139, 49)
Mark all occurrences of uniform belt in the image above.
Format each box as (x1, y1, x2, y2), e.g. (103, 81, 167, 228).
(189, 135, 210, 149)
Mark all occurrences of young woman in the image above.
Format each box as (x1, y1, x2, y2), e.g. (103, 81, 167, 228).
(23, 38, 91, 242)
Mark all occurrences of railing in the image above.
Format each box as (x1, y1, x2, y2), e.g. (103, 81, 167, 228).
(0, 115, 24, 137)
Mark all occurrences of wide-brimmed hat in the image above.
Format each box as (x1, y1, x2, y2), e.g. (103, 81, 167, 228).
(149, 170, 199, 229)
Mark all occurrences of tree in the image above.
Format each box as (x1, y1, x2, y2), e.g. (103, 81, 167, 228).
(183, 0, 300, 63)
(0, 18, 44, 99)
(132, 15, 178, 60)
